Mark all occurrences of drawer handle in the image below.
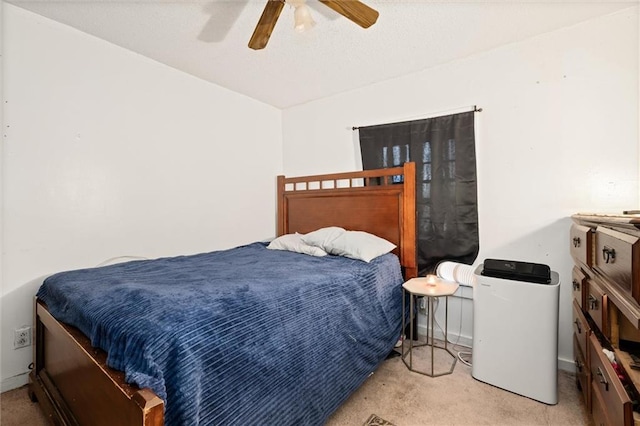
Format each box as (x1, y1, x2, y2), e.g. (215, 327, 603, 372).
(572, 279, 580, 291)
(575, 358, 583, 372)
(589, 294, 599, 311)
(573, 237, 581, 248)
(602, 246, 616, 264)
(573, 318, 582, 334)
(596, 366, 609, 391)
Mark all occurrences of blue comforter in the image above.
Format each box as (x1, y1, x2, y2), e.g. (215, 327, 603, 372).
(37, 242, 404, 425)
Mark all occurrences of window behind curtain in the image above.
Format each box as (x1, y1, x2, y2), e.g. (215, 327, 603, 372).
(359, 111, 479, 275)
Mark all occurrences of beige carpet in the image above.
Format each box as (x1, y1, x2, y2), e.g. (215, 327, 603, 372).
(0, 384, 48, 426)
(1, 346, 588, 425)
(326, 345, 589, 425)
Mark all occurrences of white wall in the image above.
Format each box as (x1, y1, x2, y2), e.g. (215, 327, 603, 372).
(0, 0, 5, 393)
(0, 4, 282, 391)
(282, 7, 640, 370)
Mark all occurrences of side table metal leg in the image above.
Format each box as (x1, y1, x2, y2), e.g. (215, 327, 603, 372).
(409, 293, 415, 369)
(444, 296, 449, 351)
(425, 297, 429, 344)
(430, 296, 435, 376)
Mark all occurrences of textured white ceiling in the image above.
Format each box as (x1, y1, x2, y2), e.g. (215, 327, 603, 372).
(7, 0, 637, 108)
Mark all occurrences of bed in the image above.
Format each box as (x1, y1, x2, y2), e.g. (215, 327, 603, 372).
(28, 162, 417, 426)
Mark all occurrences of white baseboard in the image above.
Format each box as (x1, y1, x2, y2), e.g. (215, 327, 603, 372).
(1, 372, 29, 393)
(557, 357, 576, 373)
(416, 324, 577, 374)
(416, 324, 473, 349)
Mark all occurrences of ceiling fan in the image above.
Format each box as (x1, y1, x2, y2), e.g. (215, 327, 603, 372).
(248, 0, 379, 50)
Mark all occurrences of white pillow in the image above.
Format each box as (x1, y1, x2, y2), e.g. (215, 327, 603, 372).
(303, 227, 396, 263)
(300, 226, 346, 248)
(325, 231, 396, 262)
(267, 233, 328, 257)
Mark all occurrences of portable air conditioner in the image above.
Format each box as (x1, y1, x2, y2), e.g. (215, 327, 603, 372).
(472, 262, 560, 405)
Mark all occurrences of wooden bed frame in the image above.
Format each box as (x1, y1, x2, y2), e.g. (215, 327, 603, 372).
(29, 162, 417, 425)
(277, 162, 417, 278)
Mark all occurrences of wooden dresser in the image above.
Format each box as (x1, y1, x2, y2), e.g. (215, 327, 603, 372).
(571, 213, 640, 425)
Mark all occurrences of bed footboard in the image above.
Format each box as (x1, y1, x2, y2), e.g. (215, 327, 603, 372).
(29, 299, 164, 426)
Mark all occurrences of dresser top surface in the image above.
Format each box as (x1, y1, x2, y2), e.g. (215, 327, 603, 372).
(573, 212, 640, 227)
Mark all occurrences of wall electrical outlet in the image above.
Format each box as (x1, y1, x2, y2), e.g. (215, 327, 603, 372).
(419, 297, 427, 313)
(14, 326, 32, 349)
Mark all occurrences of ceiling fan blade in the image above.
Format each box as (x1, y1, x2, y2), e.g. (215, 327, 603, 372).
(249, 0, 285, 50)
(318, 0, 379, 28)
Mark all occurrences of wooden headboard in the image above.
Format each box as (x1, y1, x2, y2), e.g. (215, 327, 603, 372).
(277, 162, 417, 279)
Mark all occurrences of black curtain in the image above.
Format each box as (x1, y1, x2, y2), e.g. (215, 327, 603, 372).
(359, 111, 479, 275)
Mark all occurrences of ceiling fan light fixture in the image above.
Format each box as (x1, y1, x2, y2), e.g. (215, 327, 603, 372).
(292, 2, 315, 33)
(249, 0, 378, 50)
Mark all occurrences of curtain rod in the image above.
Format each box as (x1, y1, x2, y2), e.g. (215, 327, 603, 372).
(351, 105, 482, 131)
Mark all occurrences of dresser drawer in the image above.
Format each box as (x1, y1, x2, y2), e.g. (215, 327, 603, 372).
(591, 384, 612, 426)
(587, 279, 608, 338)
(573, 299, 591, 357)
(589, 333, 633, 426)
(573, 334, 591, 410)
(571, 224, 593, 267)
(572, 266, 587, 309)
(595, 226, 640, 304)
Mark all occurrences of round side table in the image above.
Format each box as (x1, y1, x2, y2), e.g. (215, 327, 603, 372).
(401, 276, 459, 377)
